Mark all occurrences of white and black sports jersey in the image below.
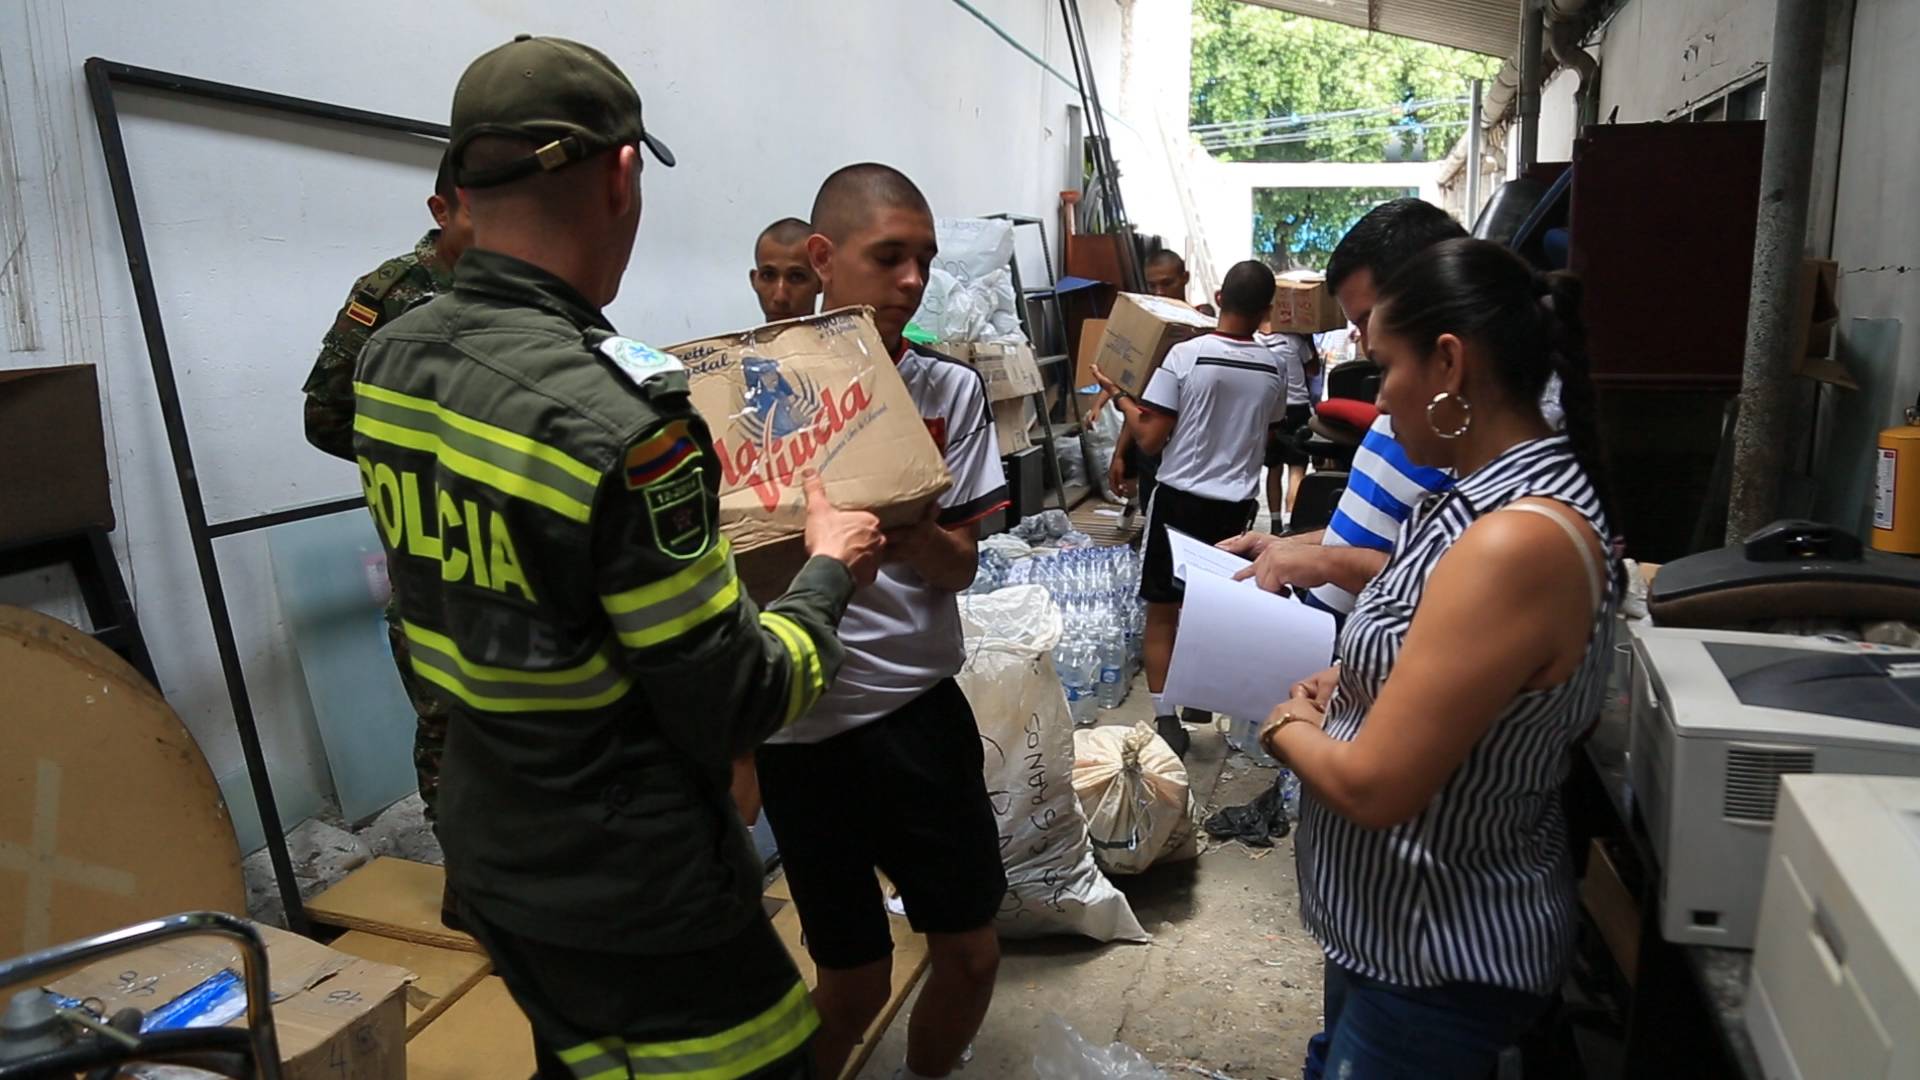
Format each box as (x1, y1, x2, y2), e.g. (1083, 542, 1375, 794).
(1255, 330, 1313, 408)
(1140, 332, 1290, 503)
(767, 344, 1009, 744)
(1297, 435, 1617, 995)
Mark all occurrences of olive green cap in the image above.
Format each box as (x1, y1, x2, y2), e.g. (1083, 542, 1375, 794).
(449, 34, 675, 188)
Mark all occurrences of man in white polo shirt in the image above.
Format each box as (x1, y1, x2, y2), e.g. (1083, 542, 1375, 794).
(755, 163, 1010, 1080)
(1094, 260, 1290, 756)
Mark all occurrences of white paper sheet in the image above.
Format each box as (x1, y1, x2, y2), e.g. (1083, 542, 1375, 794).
(1165, 527, 1252, 584)
(1163, 570, 1337, 727)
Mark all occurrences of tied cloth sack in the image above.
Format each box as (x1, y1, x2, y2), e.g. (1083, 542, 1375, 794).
(958, 587, 1147, 943)
(1073, 722, 1200, 875)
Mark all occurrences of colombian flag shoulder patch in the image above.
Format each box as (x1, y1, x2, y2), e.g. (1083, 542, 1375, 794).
(625, 421, 699, 490)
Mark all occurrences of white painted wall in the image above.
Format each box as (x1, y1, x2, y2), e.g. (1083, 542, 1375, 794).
(1594, 0, 1775, 122)
(1818, 0, 1920, 531)
(0, 0, 1123, 837)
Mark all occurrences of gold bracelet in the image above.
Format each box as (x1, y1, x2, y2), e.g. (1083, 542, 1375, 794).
(1261, 709, 1305, 759)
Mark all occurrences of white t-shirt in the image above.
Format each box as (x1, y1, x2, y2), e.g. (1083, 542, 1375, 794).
(1141, 332, 1290, 503)
(1255, 331, 1313, 408)
(767, 344, 1010, 743)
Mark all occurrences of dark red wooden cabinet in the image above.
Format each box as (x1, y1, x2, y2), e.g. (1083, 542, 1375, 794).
(1570, 121, 1766, 389)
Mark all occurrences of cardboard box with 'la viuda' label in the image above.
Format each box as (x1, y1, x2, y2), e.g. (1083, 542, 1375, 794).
(668, 308, 953, 603)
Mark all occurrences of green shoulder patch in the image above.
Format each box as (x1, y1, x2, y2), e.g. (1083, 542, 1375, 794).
(642, 466, 710, 561)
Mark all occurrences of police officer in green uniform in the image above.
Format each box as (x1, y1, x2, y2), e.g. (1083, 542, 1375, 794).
(301, 150, 472, 831)
(352, 35, 884, 1079)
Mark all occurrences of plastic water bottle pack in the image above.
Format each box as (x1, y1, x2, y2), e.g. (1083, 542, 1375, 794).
(974, 543, 1145, 724)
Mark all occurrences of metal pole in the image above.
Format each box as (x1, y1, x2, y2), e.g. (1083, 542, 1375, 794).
(1467, 78, 1484, 220)
(83, 59, 307, 936)
(1726, 0, 1828, 543)
(1517, 0, 1545, 171)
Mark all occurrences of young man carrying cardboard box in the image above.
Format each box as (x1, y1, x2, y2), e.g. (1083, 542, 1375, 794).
(1093, 261, 1291, 758)
(755, 163, 1010, 1080)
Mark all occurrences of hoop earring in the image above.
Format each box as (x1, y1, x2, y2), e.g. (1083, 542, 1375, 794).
(1427, 392, 1472, 440)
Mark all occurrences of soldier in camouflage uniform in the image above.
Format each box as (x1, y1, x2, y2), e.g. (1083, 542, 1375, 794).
(301, 150, 473, 823)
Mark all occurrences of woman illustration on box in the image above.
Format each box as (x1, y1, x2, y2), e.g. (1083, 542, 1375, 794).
(1258, 239, 1621, 1079)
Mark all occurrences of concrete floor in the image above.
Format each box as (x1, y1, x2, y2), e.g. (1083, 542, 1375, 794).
(855, 678, 1325, 1080)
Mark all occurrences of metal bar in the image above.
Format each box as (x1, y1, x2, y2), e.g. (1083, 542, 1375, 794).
(207, 495, 366, 539)
(1726, 0, 1828, 543)
(84, 57, 453, 935)
(1467, 79, 1484, 220)
(93, 59, 447, 139)
(0, 911, 283, 1080)
(1517, 0, 1545, 171)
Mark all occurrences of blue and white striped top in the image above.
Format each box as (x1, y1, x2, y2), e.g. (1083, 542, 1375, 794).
(1296, 434, 1616, 995)
(1305, 416, 1452, 616)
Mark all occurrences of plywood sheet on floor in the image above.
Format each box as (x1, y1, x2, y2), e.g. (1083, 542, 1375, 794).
(769, 877, 929, 1080)
(406, 976, 533, 1080)
(330, 930, 491, 1036)
(305, 857, 479, 953)
(1069, 498, 1139, 547)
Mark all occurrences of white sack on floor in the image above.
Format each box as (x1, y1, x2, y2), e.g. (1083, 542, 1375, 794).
(1073, 722, 1200, 875)
(959, 587, 1148, 943)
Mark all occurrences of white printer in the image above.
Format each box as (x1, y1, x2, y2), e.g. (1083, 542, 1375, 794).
(1627, 625, 1920, 948)
(1745, 774, 1920, 1080)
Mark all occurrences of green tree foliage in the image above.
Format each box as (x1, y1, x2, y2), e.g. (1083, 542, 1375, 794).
(1192, 0, 1501, 268)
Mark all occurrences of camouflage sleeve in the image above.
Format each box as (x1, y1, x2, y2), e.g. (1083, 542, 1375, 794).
(302, 285, 377, 462)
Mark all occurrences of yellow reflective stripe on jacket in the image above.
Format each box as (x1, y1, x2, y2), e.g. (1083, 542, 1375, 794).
(353, 381, 600, 522)
(758, 611, 826, 727)
(402, 621, 632, 712)
(554, 981, 818, 1079)
(600, 540, 741, 650)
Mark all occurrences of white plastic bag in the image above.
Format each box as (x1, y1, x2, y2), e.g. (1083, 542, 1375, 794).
(959, 587, 1149, 943)
(1073, 722, 1200, 875)
(914, 218, 1028, 344)
(1081, 401, 1125, 503)
(1032, 1013, 1169, 1080)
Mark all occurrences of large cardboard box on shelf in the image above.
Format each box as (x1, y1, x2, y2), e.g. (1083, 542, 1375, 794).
(0, 364, 114, 544)
(1270, 275, 1348, 333)
(966, 342, 1045, 403)
(669, 308, 953, 603)
(991, 398, 1033, 456)
(1091, 294, 1215, 395)
(48, 922, 409, 1080)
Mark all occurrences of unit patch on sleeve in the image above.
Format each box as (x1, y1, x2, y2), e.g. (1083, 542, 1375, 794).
(643, 467, 710, 560)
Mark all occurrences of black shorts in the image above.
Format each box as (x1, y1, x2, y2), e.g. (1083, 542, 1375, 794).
(755, 678, 1007, 970)
(1265, 404, 1314, 467)
(455, 896, 817, 1079)
(1141, 483, 1258, 604)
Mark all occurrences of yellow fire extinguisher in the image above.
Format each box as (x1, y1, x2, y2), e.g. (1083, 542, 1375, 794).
(1873, 399, 1920, 554)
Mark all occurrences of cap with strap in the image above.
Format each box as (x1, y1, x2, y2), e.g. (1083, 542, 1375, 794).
(450, 34, 675, 189)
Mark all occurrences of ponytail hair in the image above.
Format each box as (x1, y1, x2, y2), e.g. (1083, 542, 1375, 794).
(1373, 238, 1619, 542)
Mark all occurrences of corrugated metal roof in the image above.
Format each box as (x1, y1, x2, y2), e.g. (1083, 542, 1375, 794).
(1234, 0, 1522, 58)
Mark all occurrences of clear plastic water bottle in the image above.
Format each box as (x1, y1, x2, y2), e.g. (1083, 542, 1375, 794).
(1096, 613, 1124, 709)
(1280, 769, 1303, 818)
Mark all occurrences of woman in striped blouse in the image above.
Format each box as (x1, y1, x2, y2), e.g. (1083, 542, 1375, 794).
(1258, 238, 1619, 1079)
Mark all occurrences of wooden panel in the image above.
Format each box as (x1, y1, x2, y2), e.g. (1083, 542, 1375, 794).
(0, 605, 246, 956)
(1570, 121, 1766, 389)
(305, 857, 479, 953)
(330, 930, 491, 1036)
(406, 976, 534, 1080)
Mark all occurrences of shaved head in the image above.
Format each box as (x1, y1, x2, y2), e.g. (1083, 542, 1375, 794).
(810, 163, 933, 243)
(1146, 249, 1187, 275)
(756, 217, 812, 250)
